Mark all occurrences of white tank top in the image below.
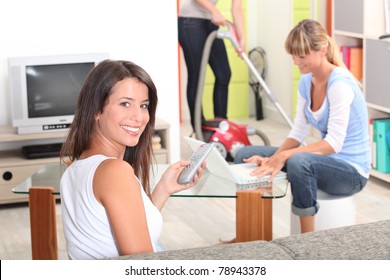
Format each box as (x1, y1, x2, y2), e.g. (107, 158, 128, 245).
(60, 155, 163, 259)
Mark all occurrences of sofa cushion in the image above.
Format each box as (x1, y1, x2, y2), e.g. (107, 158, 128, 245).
(110, 220, 389, 260)
(112, 240, 293, 260)
(272, 220, 390, 260)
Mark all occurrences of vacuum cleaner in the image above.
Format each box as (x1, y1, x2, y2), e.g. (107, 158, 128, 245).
(193, 21, 293, 161)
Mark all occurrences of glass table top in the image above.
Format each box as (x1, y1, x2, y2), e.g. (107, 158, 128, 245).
(12, 163, 288, 199)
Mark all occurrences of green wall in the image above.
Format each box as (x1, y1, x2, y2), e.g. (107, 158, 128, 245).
(292, 0, 311, 117)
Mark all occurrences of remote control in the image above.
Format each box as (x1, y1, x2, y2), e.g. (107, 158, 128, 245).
(178, 142, 215, 184)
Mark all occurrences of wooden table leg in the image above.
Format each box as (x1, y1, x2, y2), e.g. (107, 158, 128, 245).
(29, 187, 58, 260)
(236, 189, 273, 242)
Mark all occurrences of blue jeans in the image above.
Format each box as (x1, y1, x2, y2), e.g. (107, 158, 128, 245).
(234, 146, 368, 216)
(178, 17, 231, 130)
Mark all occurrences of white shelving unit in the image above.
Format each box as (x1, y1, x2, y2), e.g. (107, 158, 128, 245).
(0, 118, 170, 204)
(333, 0, 390, 183)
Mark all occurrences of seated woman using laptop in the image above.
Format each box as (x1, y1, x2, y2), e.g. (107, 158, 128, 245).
(234, 19, 370, 233)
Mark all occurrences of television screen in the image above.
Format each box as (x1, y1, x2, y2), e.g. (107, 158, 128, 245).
(26, 63, 93, 118)
(9, 53, 108, 134)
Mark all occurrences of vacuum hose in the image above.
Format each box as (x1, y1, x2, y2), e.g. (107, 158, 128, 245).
(194, 29, 271, 148)
(194, 30, 218, 142)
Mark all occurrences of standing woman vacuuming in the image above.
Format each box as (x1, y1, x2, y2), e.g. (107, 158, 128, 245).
(178, 0, 245, 131)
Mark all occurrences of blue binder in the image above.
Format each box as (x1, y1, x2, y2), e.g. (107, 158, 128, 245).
(373, 119, 390, 173)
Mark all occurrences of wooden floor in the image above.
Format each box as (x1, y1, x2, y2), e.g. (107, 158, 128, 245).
(0, 118, 389, 260)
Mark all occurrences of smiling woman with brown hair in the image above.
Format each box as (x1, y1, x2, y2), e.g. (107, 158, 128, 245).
(60, 59, 205, 259)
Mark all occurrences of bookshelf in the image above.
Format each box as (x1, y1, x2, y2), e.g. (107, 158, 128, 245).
(0, 118, 170, 204)
(333, 0, 390, 183)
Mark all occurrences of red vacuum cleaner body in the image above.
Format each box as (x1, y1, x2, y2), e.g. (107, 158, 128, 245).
(201, 118, 253, 161)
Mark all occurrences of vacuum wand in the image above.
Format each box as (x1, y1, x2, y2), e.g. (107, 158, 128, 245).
(241, 53, 294, 129)
(218, 21, 294, 129)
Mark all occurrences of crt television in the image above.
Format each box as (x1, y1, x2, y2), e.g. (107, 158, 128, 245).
(8, 53, 108, 134)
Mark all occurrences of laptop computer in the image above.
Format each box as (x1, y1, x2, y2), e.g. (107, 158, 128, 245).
(184, 136, 287, 186)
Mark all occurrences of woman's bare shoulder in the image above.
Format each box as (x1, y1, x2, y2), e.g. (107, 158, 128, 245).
(93, 159, 138, 203)
(98, 158, 134, 174)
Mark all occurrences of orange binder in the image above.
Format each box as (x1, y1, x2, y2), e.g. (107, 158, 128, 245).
(349, 47, 363, 81)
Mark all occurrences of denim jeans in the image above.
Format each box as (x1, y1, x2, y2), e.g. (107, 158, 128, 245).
(234, 145, 368, 216)
(178, 17, 231, 130)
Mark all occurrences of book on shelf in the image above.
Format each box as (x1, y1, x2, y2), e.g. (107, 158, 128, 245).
(370, 118, 390, 173)
(339, 45, 363, 82)
(152, 134, 162, 150)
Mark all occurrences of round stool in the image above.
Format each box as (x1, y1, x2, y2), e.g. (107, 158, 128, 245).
(290, 189, 357, 234)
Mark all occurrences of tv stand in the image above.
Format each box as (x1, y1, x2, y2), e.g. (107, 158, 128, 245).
(21, 143, 63, 159)
(0, 118, 170, 204)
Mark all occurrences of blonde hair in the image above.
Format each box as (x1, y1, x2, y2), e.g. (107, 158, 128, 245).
(285, 19, 345, 67)
(285, 19, 362, 88)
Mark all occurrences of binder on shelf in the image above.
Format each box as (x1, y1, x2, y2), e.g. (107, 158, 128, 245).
(372, 118, 390, 173)
(340, 46, 350, 68)
(369, 118, 375, 168)
(349, 47, 363, 81)
(340, 45, 363, 82)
